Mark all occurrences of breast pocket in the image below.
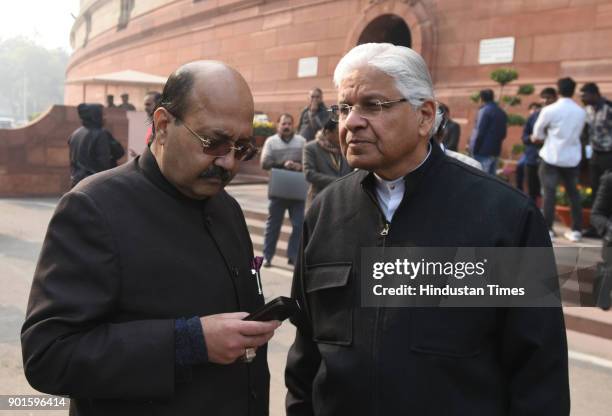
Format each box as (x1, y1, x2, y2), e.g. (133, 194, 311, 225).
(410, 308, 494, 358)
(305, 263, 353, 346)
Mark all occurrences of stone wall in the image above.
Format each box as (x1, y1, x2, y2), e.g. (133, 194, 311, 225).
(0, 106, 128, 197)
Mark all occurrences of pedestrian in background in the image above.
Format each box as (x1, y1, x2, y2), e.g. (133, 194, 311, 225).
(469, 89, 508, 175)
(303, 118, 351, 206)
(580, 82, 612, 198)
(533, 77, 586, 242)
(260, 113, 306, 267)
(433, 106, 482, 170)
(297, 87, 329, 141)
(68, 103, 124, 187)
(106, 94, 116, 108)
(438, 102, 460, 151)
(520, 101, 544, 202)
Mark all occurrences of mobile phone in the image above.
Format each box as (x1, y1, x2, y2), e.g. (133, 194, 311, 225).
(243, 296, 300, 322)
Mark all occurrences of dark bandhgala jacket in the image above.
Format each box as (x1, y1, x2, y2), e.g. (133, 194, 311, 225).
(21, 148, 269, 416)
(286, 142, 569, 416)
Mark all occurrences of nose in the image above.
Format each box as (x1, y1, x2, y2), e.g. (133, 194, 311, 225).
(343, 106, 368, 131)
(214, 148, 237, 171)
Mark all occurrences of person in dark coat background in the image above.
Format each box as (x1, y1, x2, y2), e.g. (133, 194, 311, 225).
(469, 89, 508, 175)
(297, 87, 330, 142)
(438, 102, 460, 151)
(302, 118, 351, 206)
(590, 170, 612, 309)
(285, 43, 569, 416)
(22, 61, 279, 416)
(68, 103, 125, 187)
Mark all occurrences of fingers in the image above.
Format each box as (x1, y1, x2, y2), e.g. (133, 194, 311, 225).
(237, 320, 281, 337)
(200, 313, 281, 365)
(238, 330, 276, 349)
(216, 311, 250, 320)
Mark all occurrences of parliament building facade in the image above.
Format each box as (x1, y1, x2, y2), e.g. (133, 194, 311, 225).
(66, 0, 612, 150)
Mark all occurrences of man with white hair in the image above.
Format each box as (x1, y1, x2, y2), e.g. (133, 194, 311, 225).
(285, 43, 568, 415)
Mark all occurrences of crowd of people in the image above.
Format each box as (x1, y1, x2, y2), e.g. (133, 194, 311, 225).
(67, 72, 612, 251)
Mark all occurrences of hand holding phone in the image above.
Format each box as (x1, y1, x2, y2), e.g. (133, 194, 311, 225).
(243, 296, 300, 322)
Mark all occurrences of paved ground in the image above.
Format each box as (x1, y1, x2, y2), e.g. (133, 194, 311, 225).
(1, 193, 611, 415)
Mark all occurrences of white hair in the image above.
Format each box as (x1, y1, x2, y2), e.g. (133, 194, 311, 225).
(333, 43, 440, 134)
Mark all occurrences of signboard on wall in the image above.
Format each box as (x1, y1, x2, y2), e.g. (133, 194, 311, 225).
(298, 57, 318, 78)
(478, 37, 515, 64)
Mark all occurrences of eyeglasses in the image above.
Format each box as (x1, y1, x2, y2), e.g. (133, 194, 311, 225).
(328, 98, 408, 122)
(169, 113, 258, 161)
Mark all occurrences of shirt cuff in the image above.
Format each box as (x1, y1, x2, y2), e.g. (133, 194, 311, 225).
(174, 317, 208, 382)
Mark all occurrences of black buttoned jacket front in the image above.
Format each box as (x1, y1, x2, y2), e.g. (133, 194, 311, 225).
(21, 149, 269, 415)
(286, 143, 569, 416)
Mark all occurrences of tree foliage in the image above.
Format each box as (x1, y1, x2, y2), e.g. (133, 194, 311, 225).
(470, 68, 535, 126)
(0, 37, 69, 120)
(490, 68, 518, 86)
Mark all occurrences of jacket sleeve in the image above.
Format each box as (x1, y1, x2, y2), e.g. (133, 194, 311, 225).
(591, 172, 612, 238)
(445, 123, 460, 151)
(521, 114, 534, 145)
(105, 130, 125, 162)
(92, 132, 114, 171)
(473, 108, 491, 154)
(501, 202, 570, 416)
(21, 191, 176, 399)
(532, 108, 550, 141)
(285, 223, 321, 416)
(303, 145, 337, 189)
(297, 108, 306, 132)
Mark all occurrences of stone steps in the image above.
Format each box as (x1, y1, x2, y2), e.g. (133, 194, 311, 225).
(231, 185, 612, 340)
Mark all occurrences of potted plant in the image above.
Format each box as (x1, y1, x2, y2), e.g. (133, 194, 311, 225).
(555, 185, 593, 228)
(252, 120, 275, 147)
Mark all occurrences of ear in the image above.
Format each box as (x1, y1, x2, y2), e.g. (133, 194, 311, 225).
(153, 107, 171, 145)
(417, 100, 436, 139)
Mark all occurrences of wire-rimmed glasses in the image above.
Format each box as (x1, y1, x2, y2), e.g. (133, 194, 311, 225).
(328, 98, 408, 122)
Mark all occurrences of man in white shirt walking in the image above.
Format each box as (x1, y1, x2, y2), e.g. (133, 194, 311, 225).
(532, 77, 587, 242)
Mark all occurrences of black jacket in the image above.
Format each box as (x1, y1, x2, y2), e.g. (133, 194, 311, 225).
(297, 105, 330, 142)
(442, 119, 461, 151)
(286, 143, 569, 416)
(21, 148, 269, 416)
(591, 170, 612, 245)
(473, 102, 508, 156)
(302, 141, 351, 204)
(68, 104, 124, 187)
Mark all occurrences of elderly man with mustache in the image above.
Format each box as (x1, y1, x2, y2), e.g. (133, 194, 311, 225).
(21, 61, 280, 416)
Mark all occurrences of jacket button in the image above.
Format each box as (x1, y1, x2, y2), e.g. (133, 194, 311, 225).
(233, 267, 240, 278)
(250, 390, 257, 400)
(204, 215, 212, 226)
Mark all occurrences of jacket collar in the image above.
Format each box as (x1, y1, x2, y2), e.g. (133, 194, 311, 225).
(360, 139, 444, 201)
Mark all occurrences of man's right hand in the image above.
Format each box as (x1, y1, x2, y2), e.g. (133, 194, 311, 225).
(200, 312, 280, 364)
(284, 160, 298, 171)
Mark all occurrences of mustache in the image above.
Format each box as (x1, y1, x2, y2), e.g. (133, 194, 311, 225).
(199, 165, 231, 182)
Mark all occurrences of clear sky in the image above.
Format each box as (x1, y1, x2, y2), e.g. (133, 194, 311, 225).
(0, 0, 80, 51)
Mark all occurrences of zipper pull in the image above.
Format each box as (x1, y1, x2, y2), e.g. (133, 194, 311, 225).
(380, 222, 390, 236)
